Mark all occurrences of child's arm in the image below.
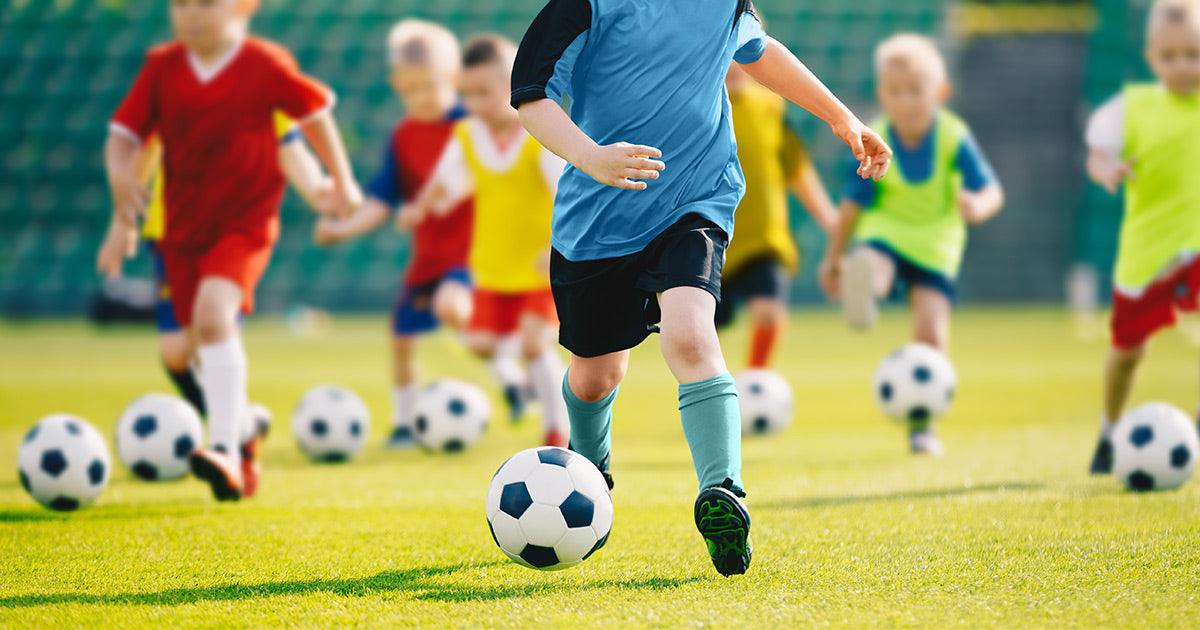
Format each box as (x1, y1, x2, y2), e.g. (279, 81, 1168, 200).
(1084, 95, 1130, 195)
(787, 154, 838, 234)
(298, 111, 362, 216)
(954, 132, 1005, 225)
(958, 185, 1004, 225)
(818, 200, 861, 300)
(396, 138, 471, 230)
(314, 199, 389, 246)
(279, 136, 335, 215)
(517, 99, 665, 190)
(740, 39, 891, 181)
(98, 131, 146, 277)
(1087, 150, 1132, 195)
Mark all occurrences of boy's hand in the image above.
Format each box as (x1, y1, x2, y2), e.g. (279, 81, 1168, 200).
(958, 191, 989, 225)
(832, 118, 892, 181)
(331, 181, 364, 219)
(395, 204, 426, 232)
(1095, 158, 1132, 195)
(313, 218, 344, 246)
(96, 221, 137, 279)
(818, 255, 841, 301)
(311, 178, 339, 216)
(578, 142, 665, 191)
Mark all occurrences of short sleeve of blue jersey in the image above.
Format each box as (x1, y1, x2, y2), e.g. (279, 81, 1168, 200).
(367, 142, 401, 208)
(511, 0, 593, 108)
(734, 11, 768, 64)
(956, 130, 996, 192)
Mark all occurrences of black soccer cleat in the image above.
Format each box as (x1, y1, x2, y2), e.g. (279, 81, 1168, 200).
(1089, 434, 1114, 475)
(503, 384, 526, 424)
(189, 448, 243, 502)
(694, 479, 751, 577)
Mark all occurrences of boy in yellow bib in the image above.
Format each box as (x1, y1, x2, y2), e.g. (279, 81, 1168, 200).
(406, 35, 570, 447)
(821, 34, 1004, 456)
(1084, 0, 1200, 475)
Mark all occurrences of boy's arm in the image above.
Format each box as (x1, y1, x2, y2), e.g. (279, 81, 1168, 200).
(788, 158, 838, 234)
(397, 138, 470, 230)
(955, 132, 1005, 225)
(314, 199, 389, 246)
(98, 131, 146, 277)
(517, 99, 665, 190)
(740, 39, 891, 181)
(818, 200, 861, 300)
(1084, 95, 1130, 195)
(279, 136, 335, 215)
(959, 185, 1004, 225)
(298, 111, 362, 216)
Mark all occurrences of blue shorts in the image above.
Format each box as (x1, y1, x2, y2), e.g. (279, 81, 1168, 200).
(864, 240, 957, 302)
(392, 267, 472, 336)
(151, 244, 183, 333)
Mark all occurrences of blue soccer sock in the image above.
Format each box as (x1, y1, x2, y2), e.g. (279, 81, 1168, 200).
(562, 373, 618, 472)
(679, 372, 743, 492)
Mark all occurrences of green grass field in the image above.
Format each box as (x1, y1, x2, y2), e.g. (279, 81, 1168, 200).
(1, 309, 1198, 627)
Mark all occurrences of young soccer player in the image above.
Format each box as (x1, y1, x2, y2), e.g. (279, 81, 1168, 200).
(313, 19, 479, 448)
(717, 64, 839, 369)
(1084, 0, 1200, 474)
(819, 34, 1004, 456)
(512, 0, 891, 575)
(405, 34, 570, 448)
(104, 0, 361, 501)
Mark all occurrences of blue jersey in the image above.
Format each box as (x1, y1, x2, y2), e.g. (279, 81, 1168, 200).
(512, 0, 768, 262)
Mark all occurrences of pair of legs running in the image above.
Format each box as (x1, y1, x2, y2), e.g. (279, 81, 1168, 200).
(841, 245, 952, 455)
(564, 286, 751, 576)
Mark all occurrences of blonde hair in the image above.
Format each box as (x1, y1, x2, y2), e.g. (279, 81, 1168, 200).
(874, 33, 948, 85)
(387, 19, 461, 74)
(1149, 0, 1200, 36)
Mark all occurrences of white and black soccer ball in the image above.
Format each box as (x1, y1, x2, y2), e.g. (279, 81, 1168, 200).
(115, 394, 203, 481)
(414, 379, 490, 453)
(1112, 402, 1199, 492)
(873, 343, 957, 424)
(736, 369, 794, 435)
(291, 385, 370, 463)
(18, 414, 110, 511)
(486, 447, 613, 571)
(239, 402, 273, 445)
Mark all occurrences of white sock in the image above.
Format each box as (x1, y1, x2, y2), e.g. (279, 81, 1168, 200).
(530, 350, 569, 436)
(198, 337, 247, 467)
(392, 384, 419, 429)
(489, 335, 526, 389)
(1101, 416, 1115, 436)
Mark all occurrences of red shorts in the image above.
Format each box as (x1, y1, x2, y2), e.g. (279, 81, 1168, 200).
(468, 288, 558, 335)
(1111, 257, 1200, 349)
(160, 234, 275, 328)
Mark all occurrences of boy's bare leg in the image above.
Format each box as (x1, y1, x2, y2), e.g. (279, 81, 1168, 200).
(189, 277, 248, 500)
(660, 287, 728, 383)
(563, 351, 628, 485)
(520, 313, 569, 446)
(159, 330, 206, 417)
(388, 335, 420, 448)
(433, 281, 472, 330)
(907, 286, 952, 457)
(840, 247, 895, 330)
(1089, 344, 1146, 475)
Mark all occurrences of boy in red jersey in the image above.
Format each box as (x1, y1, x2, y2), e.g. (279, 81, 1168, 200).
(105, 0, 361, 501)
(314, 20, 480, 448)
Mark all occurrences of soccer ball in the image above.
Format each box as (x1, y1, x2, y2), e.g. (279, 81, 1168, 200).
(486, 447, 613, 571)
(414, 379, 490, 453)
(291, 385, 370, 463)
(736, 369, 794, 435)
(18, 414, 111, 511)
(115, 393, 204, 481)
(239, 402, 273, 445)
(873, 343, 957, 424)
(1112, 402, 1199, 492)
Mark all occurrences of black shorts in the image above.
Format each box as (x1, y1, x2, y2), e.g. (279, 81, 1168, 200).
(551, 214, 729, 358)
(713, 255, 790, 328)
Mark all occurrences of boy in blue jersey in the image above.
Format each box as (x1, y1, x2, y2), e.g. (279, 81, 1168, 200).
(512, 0, 891, 576)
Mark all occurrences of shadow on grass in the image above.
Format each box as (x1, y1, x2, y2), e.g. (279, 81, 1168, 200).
(0, 510, 67, 523)
(757, 481, 1043, 511)
(0, 561, 705, 608)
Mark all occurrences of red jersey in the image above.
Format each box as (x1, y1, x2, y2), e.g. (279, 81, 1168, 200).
(111, 37, 331, 250)
(369, 113, 473, 286)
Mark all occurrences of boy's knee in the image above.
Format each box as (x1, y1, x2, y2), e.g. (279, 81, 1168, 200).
(569, 362, 627, 402)
(662, 325, 720, 369)
(192, 311, 235, 344)
(160, 345, 192, 372)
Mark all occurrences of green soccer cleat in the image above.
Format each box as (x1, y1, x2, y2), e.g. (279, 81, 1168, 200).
(694, 479, 752, 577)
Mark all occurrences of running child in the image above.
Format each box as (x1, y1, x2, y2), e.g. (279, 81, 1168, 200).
(1084, 0, 1200, 474)
(819, 34, 1003, 456)
(405, 34, 570, 448)
(313, 19, 479, 448)
(105, 0, 361, 501)
(717, 63, 839, 369)
(512, 0, 891, 575)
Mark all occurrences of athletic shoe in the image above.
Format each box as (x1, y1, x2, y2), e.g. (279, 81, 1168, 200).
(385, 425, 417, 450)
(840, 247, 879, 330)
(239, 436, 262, 498)
(1089, 434, 1114, 475)
(189, 448, 243, 502)
(909, 427, 944, 457)
(544, 429, 568, 448)
(503, 384, 526, 424)
(694, 479, 752, 577)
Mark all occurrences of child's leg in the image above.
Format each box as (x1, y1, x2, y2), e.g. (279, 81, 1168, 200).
(746, 297, 787, 369)
(841, 246, 896, 329)
(659, 286, 742, 491)
(910, 287, 951, 351)
(519, 312, 568, 442)
(433, 280, 473, 330)
(390, 335, 420, 443)
(1104, 344, 1146, 429)
(159, 330, 205, 416)
(563, 351, 628, 473)
(192, 278, 247, 465)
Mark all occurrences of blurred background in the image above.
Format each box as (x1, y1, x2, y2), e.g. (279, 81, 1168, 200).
(0, 0, 1157, 317)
